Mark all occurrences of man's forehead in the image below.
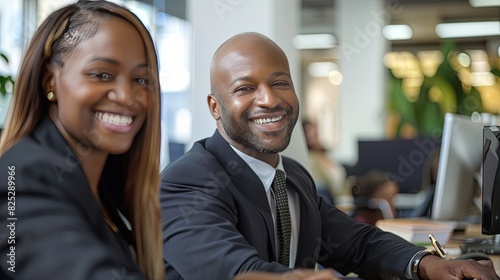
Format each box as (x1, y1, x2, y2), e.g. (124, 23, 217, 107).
(217, 54, 290, 79)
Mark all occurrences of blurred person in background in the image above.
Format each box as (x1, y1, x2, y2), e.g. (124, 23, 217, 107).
(350, 169, 399, 226)
(303, 120, 347, 204)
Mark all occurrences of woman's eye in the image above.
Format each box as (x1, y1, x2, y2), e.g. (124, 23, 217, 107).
(137, 78, 148, 85)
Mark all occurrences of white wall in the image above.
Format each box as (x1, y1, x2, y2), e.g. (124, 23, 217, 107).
(334, 0, 395, 165)
(187, 0, 310, 169)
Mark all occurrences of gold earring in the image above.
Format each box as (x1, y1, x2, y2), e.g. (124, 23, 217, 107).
(47, 92, 55, 101)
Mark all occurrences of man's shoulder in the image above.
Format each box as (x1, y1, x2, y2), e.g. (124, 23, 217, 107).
(282, 155, 316, 188)
(161, 137, 223, 177)
(282, 155, 309, 173)
(170, 138, 216, 164)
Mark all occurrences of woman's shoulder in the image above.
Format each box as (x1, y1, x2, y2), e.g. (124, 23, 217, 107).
(0, 135, 88, 195)
(1, 135, 66, 170)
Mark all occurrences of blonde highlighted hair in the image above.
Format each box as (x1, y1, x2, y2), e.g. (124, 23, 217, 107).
(0, 1, 163, 279)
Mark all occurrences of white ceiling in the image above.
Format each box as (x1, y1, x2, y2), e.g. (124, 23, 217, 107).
(301, 0, 500, 47)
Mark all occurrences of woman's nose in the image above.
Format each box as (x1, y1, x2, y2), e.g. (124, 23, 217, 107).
(108, 81, 136, 106)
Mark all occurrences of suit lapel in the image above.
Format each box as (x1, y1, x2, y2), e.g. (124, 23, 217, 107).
(284, 160, 322, 268)
(205, 130, 278, 257)
(32, 116, 126, 246)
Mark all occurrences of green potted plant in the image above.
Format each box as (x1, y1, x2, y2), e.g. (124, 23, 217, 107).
(0, 52, 15, 96)
(386, 40, 483, 138)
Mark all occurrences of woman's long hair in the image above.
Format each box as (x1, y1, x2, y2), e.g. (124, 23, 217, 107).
(0, 1, 163, 279)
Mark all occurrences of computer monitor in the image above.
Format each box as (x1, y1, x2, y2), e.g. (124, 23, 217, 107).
(356, 137, 440, 194)
(431, 113, 484, 222)
(459, 125, 500, 255)
(482, 126, 500, 235)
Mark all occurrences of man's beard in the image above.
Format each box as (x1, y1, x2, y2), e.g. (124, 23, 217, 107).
(220, 104, 297, 154)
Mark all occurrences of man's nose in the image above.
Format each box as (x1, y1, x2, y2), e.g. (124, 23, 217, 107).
(255, 85, 280, 108)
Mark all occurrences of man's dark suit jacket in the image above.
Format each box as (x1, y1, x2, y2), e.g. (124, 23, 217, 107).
(0, 117, 146, 280)
(161, 130, 424, 280)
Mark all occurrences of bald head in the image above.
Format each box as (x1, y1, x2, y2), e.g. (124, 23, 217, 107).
(210, 32, 290, 95)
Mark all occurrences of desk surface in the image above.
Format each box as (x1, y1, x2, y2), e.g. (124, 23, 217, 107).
(445, 226, 500, 274)
(445, 243, 500, 275)
(445, 243, 500, 273)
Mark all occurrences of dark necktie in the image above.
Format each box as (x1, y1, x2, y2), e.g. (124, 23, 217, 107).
(272, 169, 291, 267)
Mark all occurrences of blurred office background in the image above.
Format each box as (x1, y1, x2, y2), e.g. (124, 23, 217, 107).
(1, 0, 500, 214)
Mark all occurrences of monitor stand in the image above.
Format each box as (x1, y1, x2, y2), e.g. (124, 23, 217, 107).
(460, 234, 500, 255)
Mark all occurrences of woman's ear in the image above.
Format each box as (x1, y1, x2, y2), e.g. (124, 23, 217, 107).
(42, 65, 57, 102)
(207, 94, 221, 120)
(42, 65, 55, 91)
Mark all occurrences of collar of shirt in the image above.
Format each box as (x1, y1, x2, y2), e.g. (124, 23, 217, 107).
(230, 145, 285, 192)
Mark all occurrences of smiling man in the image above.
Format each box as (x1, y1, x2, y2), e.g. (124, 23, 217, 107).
(160, 32, 499, 280)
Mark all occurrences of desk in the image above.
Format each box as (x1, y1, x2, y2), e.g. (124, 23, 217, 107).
(445, 225, 500, 274)
(445, 242, 500, 274)
(491, 255, 500, 275)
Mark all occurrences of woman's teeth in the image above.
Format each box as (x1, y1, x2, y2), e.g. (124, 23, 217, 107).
(95, 112, 133, 126)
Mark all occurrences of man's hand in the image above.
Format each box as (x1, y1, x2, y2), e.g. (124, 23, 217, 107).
(418, 255, 499, 279)
(233, 269, 340, 280)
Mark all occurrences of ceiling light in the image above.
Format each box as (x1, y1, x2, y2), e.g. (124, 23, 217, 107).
(328, 71, 343, 85)
(307, 62, 338, 77)
(471, 72, 495, 86)
(435, 21, 500, 38)
(468, 0, 500, 7)
(382, 25, 413, 40)
(293, 34, 337, 50)
(457, 52, 471, 67)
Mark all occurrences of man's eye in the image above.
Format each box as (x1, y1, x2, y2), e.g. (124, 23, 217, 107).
(236, 86, 253, 92)
(101, 73, 112, 81)
(273, 81, 289, 87)
(90, 73, 113, 81)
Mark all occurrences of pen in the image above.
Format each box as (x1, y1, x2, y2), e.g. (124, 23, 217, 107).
(429, 234, 449, 260)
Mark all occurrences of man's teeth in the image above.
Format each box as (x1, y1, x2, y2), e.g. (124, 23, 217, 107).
(95, 112, 133, 126)
(253, 116, 283, 125)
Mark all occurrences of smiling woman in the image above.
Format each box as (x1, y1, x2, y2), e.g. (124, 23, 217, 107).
(0, 1, 163, 279)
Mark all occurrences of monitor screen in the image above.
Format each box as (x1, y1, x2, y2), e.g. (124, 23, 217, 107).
(431, 113, 484, 222)
(356, 137, 440, 194)
(482, 126, 500, 235)
(459, 125, 500, 254)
